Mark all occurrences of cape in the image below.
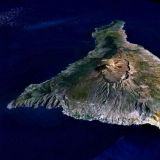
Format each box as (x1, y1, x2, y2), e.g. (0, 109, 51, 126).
(7, 20, 160, 128)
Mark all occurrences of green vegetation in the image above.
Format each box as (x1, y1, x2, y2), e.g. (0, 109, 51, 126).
(135, 72, 160, 101)
(69, 80, 91, 101)
(24, 92, 32, 99)
(150, 86, 160, 101)
(138, 61, 150, 70)
(40, 82, 52, 94)
(84, 113, 93, 120)
(57, 58, 100, 89)
(74, 111, 81, 118)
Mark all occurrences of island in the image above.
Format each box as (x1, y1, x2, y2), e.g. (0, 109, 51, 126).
(7, 20, 160, 128)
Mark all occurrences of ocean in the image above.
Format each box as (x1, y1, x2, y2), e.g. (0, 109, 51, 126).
(0, 0, 160, 159)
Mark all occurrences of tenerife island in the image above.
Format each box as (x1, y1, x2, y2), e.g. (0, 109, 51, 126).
(7, 20, 160, 128)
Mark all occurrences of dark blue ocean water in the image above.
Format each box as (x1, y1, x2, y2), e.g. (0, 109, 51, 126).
(0, 0, 160, 159)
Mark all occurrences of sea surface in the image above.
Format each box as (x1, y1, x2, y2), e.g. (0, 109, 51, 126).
(0, 0, 160, 160)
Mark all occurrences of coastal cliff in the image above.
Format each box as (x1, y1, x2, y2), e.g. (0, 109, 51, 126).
(7, 20, 160, 128)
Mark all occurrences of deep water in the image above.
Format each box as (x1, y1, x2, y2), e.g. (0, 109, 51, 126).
(0, 0, 160, 160)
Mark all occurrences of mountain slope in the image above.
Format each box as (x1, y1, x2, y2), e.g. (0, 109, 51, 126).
(7, 20, 160, 128)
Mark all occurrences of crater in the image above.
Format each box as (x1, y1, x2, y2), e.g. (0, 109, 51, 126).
(96, 56, 130, 83)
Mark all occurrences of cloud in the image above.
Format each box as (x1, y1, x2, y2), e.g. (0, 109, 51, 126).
(0, 7, 23, 27)
(25, 17, 76, 31)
